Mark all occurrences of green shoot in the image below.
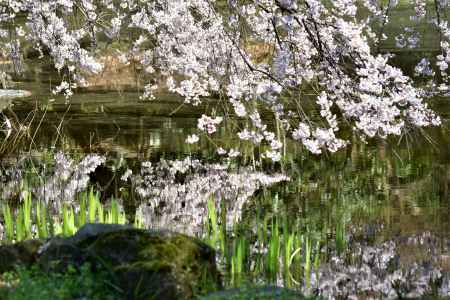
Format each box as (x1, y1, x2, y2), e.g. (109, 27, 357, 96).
(2, 204, 14, 242)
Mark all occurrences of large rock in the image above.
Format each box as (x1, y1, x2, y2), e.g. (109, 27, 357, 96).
(87, 228, 220, 299)
(37, 223, 220, 299)
(0, 224, 220, 299)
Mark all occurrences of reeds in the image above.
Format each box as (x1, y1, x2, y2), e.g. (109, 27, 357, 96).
(2, 203, 14, 241)
(205, 196, 220, 248)
(1, 188, 143, 243)
(204, 195, 325, 289)
(36, 201, 48, 239)
(231, 236, 246, 286)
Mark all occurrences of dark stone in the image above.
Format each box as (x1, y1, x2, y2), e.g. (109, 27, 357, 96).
(0, 239, 44, 273)
(69, 223, 132, 245)
(34, 223, 220, 300)
(37, 237, 95, 273)
(0, 224, 220, 299)
(84, 227, 220, 299)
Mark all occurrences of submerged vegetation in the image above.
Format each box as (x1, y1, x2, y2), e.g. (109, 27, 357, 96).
(1, 189, 142, 243)
(204, 195, 324, 290)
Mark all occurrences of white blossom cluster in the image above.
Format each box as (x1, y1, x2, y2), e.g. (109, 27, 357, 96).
(0, 0, 103, 98)
(0, 0, 446, 155)
(0, 154, 288, 234)
(133, 157, 289, 235)
(0, 152, 105, 210)
(197, 114, 223, 134)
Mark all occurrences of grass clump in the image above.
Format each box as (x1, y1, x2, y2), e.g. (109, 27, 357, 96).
(1, 188, 143, 244)
(0, 264, 120, 300)
(204, 195, 325, 290)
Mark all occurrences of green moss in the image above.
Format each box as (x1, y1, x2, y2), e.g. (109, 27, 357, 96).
(123, 260, 172, 273)
(83, 228, 220, 299)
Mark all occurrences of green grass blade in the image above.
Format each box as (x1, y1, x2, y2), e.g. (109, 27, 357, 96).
(207, 196, 219, 247)
(36, 201, 48, 239)
(23, 191, 32, 239)
(16, 207, 25, 242)
(78, 195, 86, 228)
(62, 205, 76, 237)
(88, 188, 96, 223)
(97, 200, 104, 223)
(110, 199, 119, 224)
(2, 204, 14, 242)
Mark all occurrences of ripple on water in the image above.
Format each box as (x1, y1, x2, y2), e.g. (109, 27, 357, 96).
(0, 89, 31, 99)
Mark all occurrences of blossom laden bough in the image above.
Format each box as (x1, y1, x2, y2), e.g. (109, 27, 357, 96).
(0, 0, 447, 155)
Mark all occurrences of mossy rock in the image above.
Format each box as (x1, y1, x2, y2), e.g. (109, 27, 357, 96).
(85, 228, 220, 299)
(37, 237, 94, 273)
(0, 240, 44, 273)
(36, 224, 220, 300)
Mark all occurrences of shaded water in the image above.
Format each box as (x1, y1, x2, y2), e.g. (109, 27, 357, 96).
(8, 83, 205, 158)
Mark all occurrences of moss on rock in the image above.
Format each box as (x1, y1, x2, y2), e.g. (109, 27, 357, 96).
(28, 224, 221, 299)
(0, 224, 220, 299)
(85, 228, 220, 299)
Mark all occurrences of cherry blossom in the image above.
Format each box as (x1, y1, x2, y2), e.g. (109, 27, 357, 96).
(185, 134, 200, 144)
(197, 114, 223, 135)
(0, 0, 446, 156)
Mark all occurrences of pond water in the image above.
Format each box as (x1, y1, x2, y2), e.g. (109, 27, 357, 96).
(7, 80, 450, 233)
(2, 69, 450, 298)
